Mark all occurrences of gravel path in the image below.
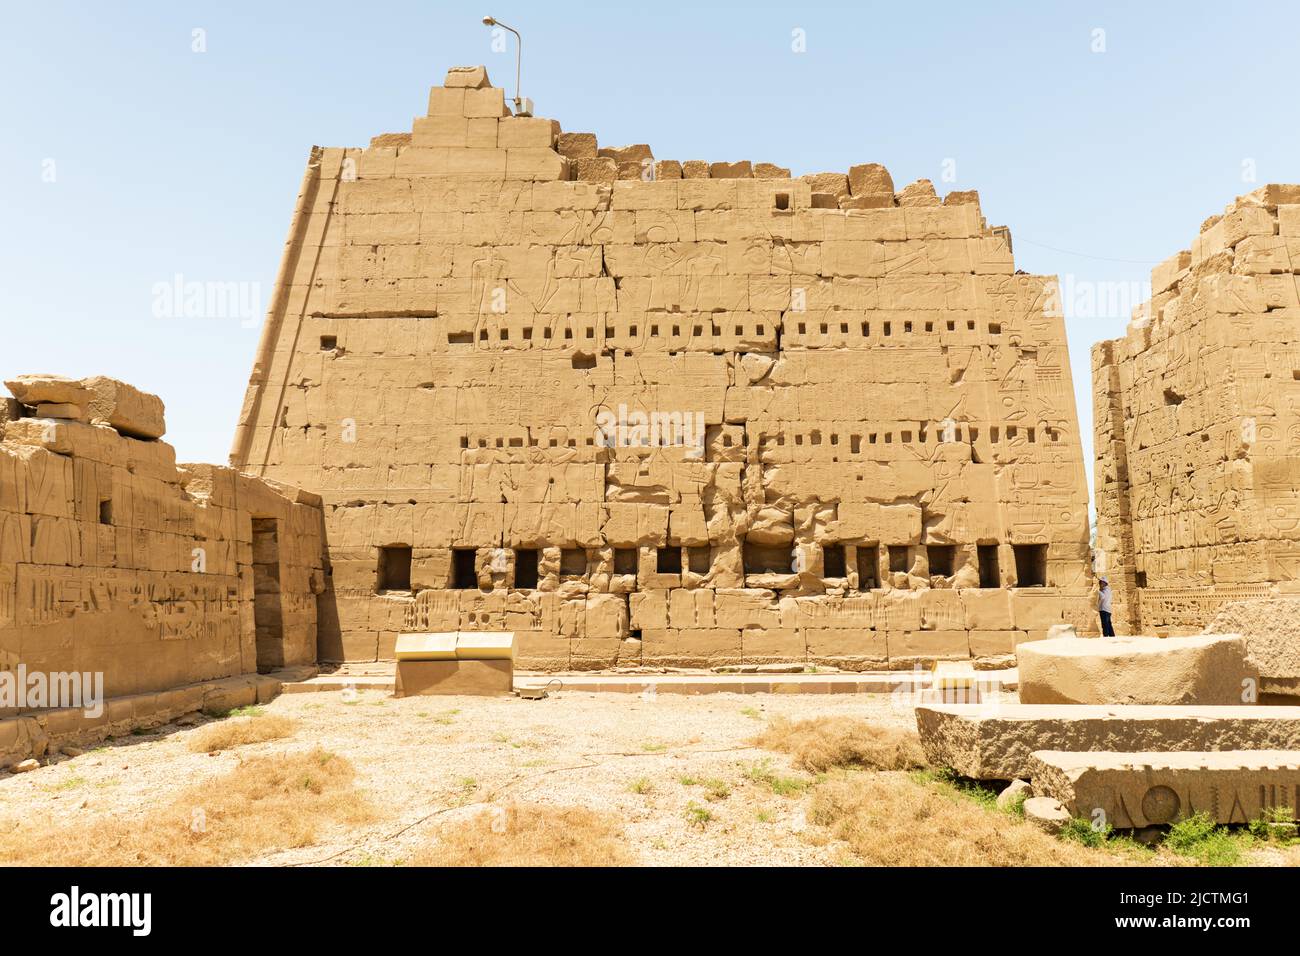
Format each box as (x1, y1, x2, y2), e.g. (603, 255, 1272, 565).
(0, 689, 920, 867)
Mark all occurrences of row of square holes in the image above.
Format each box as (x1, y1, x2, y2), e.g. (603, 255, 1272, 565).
(416, 318, 1007, 347)
(457, 422, 1063, 451)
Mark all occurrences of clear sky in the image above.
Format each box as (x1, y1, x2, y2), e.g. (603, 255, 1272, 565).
(4, 0, 1299, 512)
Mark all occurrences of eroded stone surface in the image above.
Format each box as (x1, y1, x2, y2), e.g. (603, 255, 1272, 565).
(1029, 749, 1300, 826)
(1017, 633, 1253, 705)
(1093, 186, 1300, 635)
(915, 703, 1300, 779)
(229, 65, 1095, 671)
(1022, 795, 1070, 833)
(82, 376, 166, 440)
(0, 375, 326, 711)
(1207, 598, 1300, 683)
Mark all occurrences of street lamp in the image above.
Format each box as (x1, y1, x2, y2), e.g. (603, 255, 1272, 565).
(481, 16, 529, 115)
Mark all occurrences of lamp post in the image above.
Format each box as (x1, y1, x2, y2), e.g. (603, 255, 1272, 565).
(481, 16, 528, 115)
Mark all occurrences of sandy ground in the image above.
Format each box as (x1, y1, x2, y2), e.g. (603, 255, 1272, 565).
(0, 689, 924, 866)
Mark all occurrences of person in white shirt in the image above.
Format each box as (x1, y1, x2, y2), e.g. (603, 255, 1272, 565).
(1097, 578, 1115, 636)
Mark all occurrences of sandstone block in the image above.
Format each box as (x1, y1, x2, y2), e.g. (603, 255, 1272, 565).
(753, 163, 790, 178)
(800, 172, 849, 200)
(1017, 634, 1253, 705)
(1023, 795, 1070, 833)
(498, 117, 559, 149)
(427, 87, 466, 116)
(1029, 750, 1300, 827)
(1206, 599, 1300, 681)
(709, 161, 752, 179)
(412, 115, 468, 147)
(915, 703, 1300, 779)
(574, 157, 617, 184)
(599, 144, 653, 165)
(557, 132, 597, 160)
(681, 160, 709, 179)
(995, 777, 1030, 811)
(444, 65, 491, 89)
(848, 163, 893, 197)
(82, 376, 166, 439)
(5, 375, 90, 408)
(654, 160, 683, 180)
(395, 659, 513, 697)
(462, 87, 508, 118)
(896, 179, 940, 207)
(33, 402, 85, 421)
(840, 194, 893, 209)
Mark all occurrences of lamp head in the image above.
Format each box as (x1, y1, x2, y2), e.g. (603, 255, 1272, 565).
(482, 15, 496, 25)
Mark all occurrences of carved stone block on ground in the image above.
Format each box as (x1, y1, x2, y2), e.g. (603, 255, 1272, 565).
(915, 703, 1300, 779)
(1029, 749, 1300, 827)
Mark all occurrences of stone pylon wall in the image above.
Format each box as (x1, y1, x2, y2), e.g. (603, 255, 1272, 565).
(231, 66, 1094, 671)
(1094, 185, 1300, 634)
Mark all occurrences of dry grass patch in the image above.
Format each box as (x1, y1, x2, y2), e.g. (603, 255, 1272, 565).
(755, 716, 927, 772)
(809, 772, 1141, 866)
(188, 714, 296, 753)
(411, 803, 632, 867)
(0, 748, 371, 866)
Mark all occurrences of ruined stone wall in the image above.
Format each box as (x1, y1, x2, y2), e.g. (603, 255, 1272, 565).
(0, 375, 326, 710)
(232, 67, 1094, 671)
(1094, 185, 1300, 634)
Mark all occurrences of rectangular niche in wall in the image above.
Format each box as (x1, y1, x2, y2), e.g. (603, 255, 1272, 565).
(376, 544, 412, 592)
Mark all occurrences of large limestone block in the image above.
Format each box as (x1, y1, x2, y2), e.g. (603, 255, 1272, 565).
(1017, 634, 1252, 705)
(81, 376, 166, 439)
(915, 703, 1300, 779)
(1029, 750, 1300, 827)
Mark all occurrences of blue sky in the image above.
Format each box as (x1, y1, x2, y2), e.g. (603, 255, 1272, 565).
(4, 0, 1298, 509)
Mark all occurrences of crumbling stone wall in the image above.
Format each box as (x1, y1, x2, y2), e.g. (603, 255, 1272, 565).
(0, 374, 326, 710)
(231, 66, 1094, 670)
(1094, 185, 1300, 634)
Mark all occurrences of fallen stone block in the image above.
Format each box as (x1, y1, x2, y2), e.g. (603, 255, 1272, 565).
(1029, 750, 1300, 827)
(996, 778, 1030, 811)
(1017, 634, 1253, 705)
(81, 376, 166, 439)
(1023, 795, 1070, 834)
(915, 703, 1300, 779)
